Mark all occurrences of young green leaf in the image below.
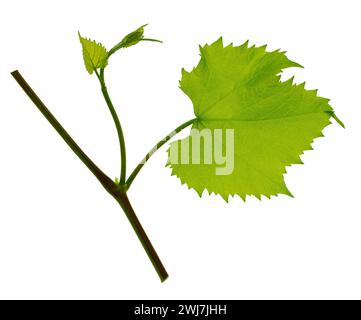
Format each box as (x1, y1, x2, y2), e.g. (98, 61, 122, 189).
(78, 32, 108, 74)
(107, 24, 146, 57)
(168, 38, 342, 201)
(120, 24, 147, 48)
(107, 24, 162, 58)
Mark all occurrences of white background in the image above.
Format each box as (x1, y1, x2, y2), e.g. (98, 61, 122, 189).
(0, 0, 360, 299)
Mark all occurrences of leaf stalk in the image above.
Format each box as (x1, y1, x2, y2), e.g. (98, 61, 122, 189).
(127, 118, 196, 188)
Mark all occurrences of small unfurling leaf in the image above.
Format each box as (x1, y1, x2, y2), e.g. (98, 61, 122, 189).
(107, 24, 147, 58)
(120, 24, 147, 48)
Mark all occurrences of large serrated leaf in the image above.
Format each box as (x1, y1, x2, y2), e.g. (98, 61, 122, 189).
(168, 38, 341, 201)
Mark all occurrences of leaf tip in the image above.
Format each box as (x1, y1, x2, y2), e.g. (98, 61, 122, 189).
(328, 111, 345, 128)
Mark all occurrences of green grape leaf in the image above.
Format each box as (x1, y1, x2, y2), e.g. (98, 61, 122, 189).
(78, 32, 108, 74)
(168, 38, 342, 201)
